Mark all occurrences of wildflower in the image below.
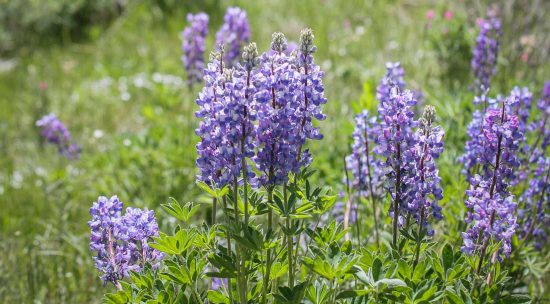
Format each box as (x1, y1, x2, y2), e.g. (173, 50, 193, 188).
(215, 7, 251, 67)
(376, 62, 406, 106)
(375, 87, 418, 246)
(254, 32, 302, 186)
(444, 10, 454, 21)
(345, 110, 382, 199)
(461, 101, 523, 259)
(471, 15, 501, 91)
(404, 105, 444, 235)
(294, 28, 327, 167)
(36, 113, 80, 159)
(88, 196, 163, 286)
(426, 10, 435, 21)
(181, 13, 209, 87)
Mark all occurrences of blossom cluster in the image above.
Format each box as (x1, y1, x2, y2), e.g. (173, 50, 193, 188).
(215, 7, 251, 67)
(471, 15, 501, 91)
(376, 62, 406, 106)
(403, 105, 444, 235)
(461, 101, 523, 257)
(88, 196, 163, 286)
(374, 87, 419, 229)
(36, 113, 80, 159)
(345, 110, 382, 198)
(196, 30, 326, 188)
(181, 13, 209, 87)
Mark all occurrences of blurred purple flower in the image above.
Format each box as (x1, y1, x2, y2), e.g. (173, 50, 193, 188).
(181, 13, 209, 87)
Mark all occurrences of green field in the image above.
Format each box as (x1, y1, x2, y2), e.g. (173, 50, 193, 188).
(0, 0, 548, 302)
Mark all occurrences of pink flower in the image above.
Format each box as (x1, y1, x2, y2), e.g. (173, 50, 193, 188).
(476, 18, 485, 26)
(426, 10, 435, 21)
(39, 81, 48, 90)
(444, 10, 454, 21)
(520, 52, 529, 63)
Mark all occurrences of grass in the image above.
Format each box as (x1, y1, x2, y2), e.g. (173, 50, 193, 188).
(0, 0, 548, 302)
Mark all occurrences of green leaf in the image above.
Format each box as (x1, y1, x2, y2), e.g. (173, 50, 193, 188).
(442, 243, 454, 273)
(372, 258, 383, 281)
(207, 290, 230, 304)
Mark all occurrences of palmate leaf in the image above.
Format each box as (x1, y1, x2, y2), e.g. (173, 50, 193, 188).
(150, 229, 196, 255)
(161, 199, 200, 223)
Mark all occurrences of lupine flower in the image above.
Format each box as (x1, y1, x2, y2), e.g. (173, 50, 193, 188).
(215, 7, 251, 67)
(461, 101, 523, 258)
(88, 196, 162, 286)
(295, 28, 327, 156)
(118, 207, 164, 268)
(376, 62, 406, 106)
(404, 105, 444, 235)
(471, 15, 501, 91)
(195, 46, 258, 187)
(374, 87, 418, 240)
(254, 32, 302, 186)
(459, 91, 499, 180)
(345, 110, 382, 198)
(517, 81, 550, 248)
(518, 157, 549, 248)
(181, 13, 209, 87)
(195, 51, 229, 186)
(36, 113, 80, 159)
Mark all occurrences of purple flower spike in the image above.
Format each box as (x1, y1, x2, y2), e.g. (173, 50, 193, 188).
(404, 105, 445, 235)
(374, 87, 417, 245)
(215, 7, 251, 67)
(195, 43, 258, 187)
(461, 99, 523, 259)
(471, 15, 501, 92)
(295, 28, 327, 147)
(89, 196, 163, 286)
(182, 13, 209, 87)
(253, 33, 302, 186)
(36, 113, 80, 159)
(376, 62, 406, 106)
(345, 110, 382, 198)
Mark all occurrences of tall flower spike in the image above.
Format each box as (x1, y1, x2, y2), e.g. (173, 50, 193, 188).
(374, 87, 418, 246)
(254, 32, 302, 186)
(295, 28, 327, 168)
(404, 105, 444, 236)
(181, 13, 209, 87)
(345, 110, 382, 199)
(471, 15, 501, 92)
(376, 62, 406, 106)
(215, 7, 251, 67)
(461, 97, 523, 260)
(36, 113, 80, 159)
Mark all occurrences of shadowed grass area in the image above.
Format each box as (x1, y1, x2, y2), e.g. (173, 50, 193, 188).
(0, 0, 548, 302)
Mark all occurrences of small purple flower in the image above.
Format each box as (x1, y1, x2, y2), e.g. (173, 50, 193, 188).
(181, 13, 209, 87)
(36, 113, 80, 159)
(88, 196, 163, 286)
(471, 15, 501, 91)
(215, 7, 251, 67)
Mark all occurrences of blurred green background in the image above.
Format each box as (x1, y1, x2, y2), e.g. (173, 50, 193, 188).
(0, 0, 548, 302)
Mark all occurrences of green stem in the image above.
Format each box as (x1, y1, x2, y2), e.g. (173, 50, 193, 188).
(284, 185, 294, 288)
(233, 178, 247, 304)
(412, 207, 425, 276)
(222, 196, 234, 301)
(262, 188, 274, 304)
(212, 197, 217, 225)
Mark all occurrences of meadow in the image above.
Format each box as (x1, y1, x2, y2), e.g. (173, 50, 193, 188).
(0, 0, 549, 303)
